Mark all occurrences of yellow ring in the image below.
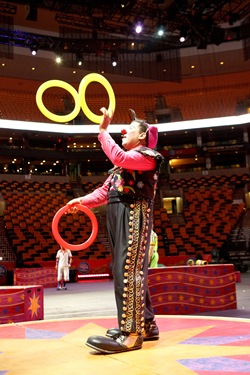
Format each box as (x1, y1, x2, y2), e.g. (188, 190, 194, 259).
(36, 80, 81, 123)
(78, 73, 116, 123)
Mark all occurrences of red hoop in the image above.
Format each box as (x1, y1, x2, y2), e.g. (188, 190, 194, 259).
(52, 203, 98, 251)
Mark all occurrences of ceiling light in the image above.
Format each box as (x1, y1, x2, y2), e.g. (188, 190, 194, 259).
(55, 54, 62, 64)
(135, 24, 142, 34)
(76, 54, 83, 66)
(157, 25, 165, 37)
(134, 19, 143, 34)
(30, 43, 38, 55)
(179, 26, 188, 43)
(111, 52, 118, 67)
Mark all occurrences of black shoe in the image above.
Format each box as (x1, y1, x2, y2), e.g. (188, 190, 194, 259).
(144, 320, 159, 341)
(86, 333, 143, 354)
(106, 328, 122, 338)
(106, 320, 159, 341)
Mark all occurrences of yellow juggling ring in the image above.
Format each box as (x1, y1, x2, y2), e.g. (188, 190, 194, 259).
(78, 73, 116, 123)
(36, 80, 81, 123)
(35, 73, 116, 124)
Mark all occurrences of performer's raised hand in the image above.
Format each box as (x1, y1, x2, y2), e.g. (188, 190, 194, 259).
(99, 107, 113, 132)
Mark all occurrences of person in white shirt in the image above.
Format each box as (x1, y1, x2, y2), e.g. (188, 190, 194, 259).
(55, 246, 72, 290)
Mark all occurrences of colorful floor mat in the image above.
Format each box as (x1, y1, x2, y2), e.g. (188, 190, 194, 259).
(1, 315, 250, 375)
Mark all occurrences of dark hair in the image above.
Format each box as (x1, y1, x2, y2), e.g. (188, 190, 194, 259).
(129, 108, 149, 144)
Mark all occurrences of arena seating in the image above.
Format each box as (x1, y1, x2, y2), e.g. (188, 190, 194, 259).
(160, 174, 248, 257)
(1, 180, 110, 266)
(1, 81, 250, 123)
(0, 173, 249, 267)
(169, 174, 250, 190)
(0, 89, 65, 123)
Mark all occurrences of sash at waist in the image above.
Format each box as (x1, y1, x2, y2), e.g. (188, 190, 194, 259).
(107, 191, 151, 204)
(108, 191, 134, 204)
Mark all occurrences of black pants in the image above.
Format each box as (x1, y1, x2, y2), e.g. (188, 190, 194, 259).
(106, 199, 155, 334)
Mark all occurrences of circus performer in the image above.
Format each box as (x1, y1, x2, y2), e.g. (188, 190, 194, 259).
(67, 107, 164, 354)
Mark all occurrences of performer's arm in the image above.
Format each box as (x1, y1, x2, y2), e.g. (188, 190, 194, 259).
(98, 131, 156, 171)
(68, 174, 111, 208)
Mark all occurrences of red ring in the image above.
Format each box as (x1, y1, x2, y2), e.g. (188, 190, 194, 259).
(52, 203, 98, 251)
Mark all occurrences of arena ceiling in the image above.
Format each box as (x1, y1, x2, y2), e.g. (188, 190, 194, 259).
(0, 0, 250, 82)
(2, 1, 250, 45)
(0, 0, 250, 163)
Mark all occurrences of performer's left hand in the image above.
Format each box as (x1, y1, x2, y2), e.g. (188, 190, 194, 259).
(99, 107, 113, 132)
(66, 198, 83, 214)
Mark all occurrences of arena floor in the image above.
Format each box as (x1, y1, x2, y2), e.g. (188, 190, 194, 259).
(1, 272, 250, 375)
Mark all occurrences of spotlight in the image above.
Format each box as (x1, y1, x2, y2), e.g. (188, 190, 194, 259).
(120, 1, 130, 8)
(157, 25, 165, 37)
(134, 18, 143, 34)
(179, 26, 188, 43)
(135, 24, 142, 34)
(30, 43, 38, 56)
(76, 54, 83, 66)
(111, 52, 118, 67)
(55, 53, 62, 64)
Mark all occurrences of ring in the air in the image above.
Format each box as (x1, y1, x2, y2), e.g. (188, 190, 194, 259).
(36, 73, 116, 123)
(36, 80, 81, 123)
(78, 73, 116, 123)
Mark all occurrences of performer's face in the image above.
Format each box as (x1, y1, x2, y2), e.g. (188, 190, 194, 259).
(122, 121, 146, 150)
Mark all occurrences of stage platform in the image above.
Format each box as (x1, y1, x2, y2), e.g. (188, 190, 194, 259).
(1, 273, 250, 374)
(1, 315, 250, 375)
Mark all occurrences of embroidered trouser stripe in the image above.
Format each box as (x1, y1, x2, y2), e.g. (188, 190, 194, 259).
(106, 199, 154, 334)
